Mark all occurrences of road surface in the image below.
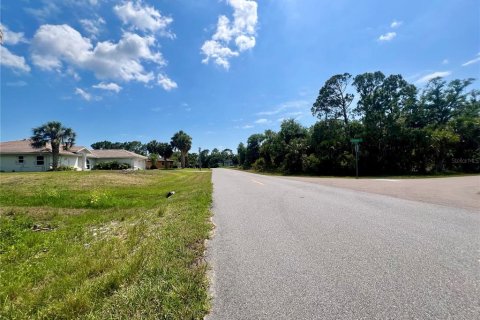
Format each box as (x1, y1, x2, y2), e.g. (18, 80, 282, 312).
(282, 175, 480, 211)
(207, 169, 480, 320)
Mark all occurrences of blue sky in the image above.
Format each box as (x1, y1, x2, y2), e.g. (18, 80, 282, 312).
(1, 0, 479, 152)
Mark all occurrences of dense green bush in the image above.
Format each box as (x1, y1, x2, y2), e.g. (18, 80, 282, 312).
(48, 166, 76, 171)
(252, 158, 267, 172)
(302, 154, 321, 174)
(94, 161, 131, 170)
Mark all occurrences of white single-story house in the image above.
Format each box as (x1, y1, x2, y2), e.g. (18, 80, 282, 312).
(0, 139, 147, 172)
(89, 149, 148, 170)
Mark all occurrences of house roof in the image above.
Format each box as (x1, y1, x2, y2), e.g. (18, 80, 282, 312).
(0, 139, 87, 156)
(90, 149, 148, 159)
(0, 140, 147, 159)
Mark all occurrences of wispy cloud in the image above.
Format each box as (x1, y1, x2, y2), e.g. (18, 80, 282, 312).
(286, 111, 303, 117)
(378, 32, 396, 42)
(416, 71, 451, 84)
(462, 52, 480, 67)
(1, 24, 28, 45)
(25, 1, 60, 21)
(157, 74, 178, 90)
(255, 118, 270, 124)
(6, 80, 28, 87)
(241, 124, 253, 129)
(79, 17, 105, 38)
(0, 46, 30, 72)
(390, 20, 403, 28)
(442, 59, 449, 65)
(256, 99, 309, 116)
(75, 88, 92, 101)
(93, 82, 122, 93)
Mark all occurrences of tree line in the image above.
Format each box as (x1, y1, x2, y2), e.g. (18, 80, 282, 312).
(91, 136, 240, 169)
(91, 131, 193, 168)
(194, 148, 238, 168)
(237, 72, 479, 175)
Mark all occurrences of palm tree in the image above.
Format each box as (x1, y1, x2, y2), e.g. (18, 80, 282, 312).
(171, 130, 192, 168)
(31, 121, 76, 170)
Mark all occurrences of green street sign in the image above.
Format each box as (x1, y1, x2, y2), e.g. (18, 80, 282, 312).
(350, 138, 363, 143)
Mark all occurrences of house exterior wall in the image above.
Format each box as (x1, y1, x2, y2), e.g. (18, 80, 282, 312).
(58, 155, 80, 169)
(0, 154, 50, 172)
(0, 154, 86, 172)
(133, 158, 146, 170)
(0, 151, 145, 172)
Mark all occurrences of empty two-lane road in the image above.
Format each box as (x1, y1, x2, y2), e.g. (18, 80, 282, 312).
(207, 169, 480, 320)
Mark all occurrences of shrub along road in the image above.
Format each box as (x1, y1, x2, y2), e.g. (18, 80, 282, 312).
(207, 169, 480, 319)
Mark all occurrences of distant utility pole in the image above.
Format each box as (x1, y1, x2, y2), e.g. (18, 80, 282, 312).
(350, 138, 363, 179)
(198, 147, 202, 171)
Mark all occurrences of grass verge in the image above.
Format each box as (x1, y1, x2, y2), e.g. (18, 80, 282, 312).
(0, 170, 212, 319)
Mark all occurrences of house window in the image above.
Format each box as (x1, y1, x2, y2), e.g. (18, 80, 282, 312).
(36, 156, 45, 165)
(18, 156, 24, 164)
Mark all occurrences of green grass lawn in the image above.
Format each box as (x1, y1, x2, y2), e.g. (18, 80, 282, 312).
(0, 169, 212, 319)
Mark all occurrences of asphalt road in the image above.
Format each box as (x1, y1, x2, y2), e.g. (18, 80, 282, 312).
(206, 169, 480, 320)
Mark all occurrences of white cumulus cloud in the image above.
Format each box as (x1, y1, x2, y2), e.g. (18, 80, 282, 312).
(462, 52, 480, 67)
(201, 0, 258, 69)
(93, 82, 122, 93)
(31, 24, 175, 89)
(0, 46, 31, 72)
(31, 24, 93, 70)
(378, 32, 396, 42)
(416, 71, 451, 84)
(235, 34, 256, 51)
(201, 40, 239, 69)
(114, 0, 173, 37)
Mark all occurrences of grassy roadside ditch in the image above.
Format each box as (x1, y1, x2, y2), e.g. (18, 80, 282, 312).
(0, 170, 212, 319)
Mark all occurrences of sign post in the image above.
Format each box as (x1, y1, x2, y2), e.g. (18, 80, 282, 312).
(350, 138, 363, 179)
